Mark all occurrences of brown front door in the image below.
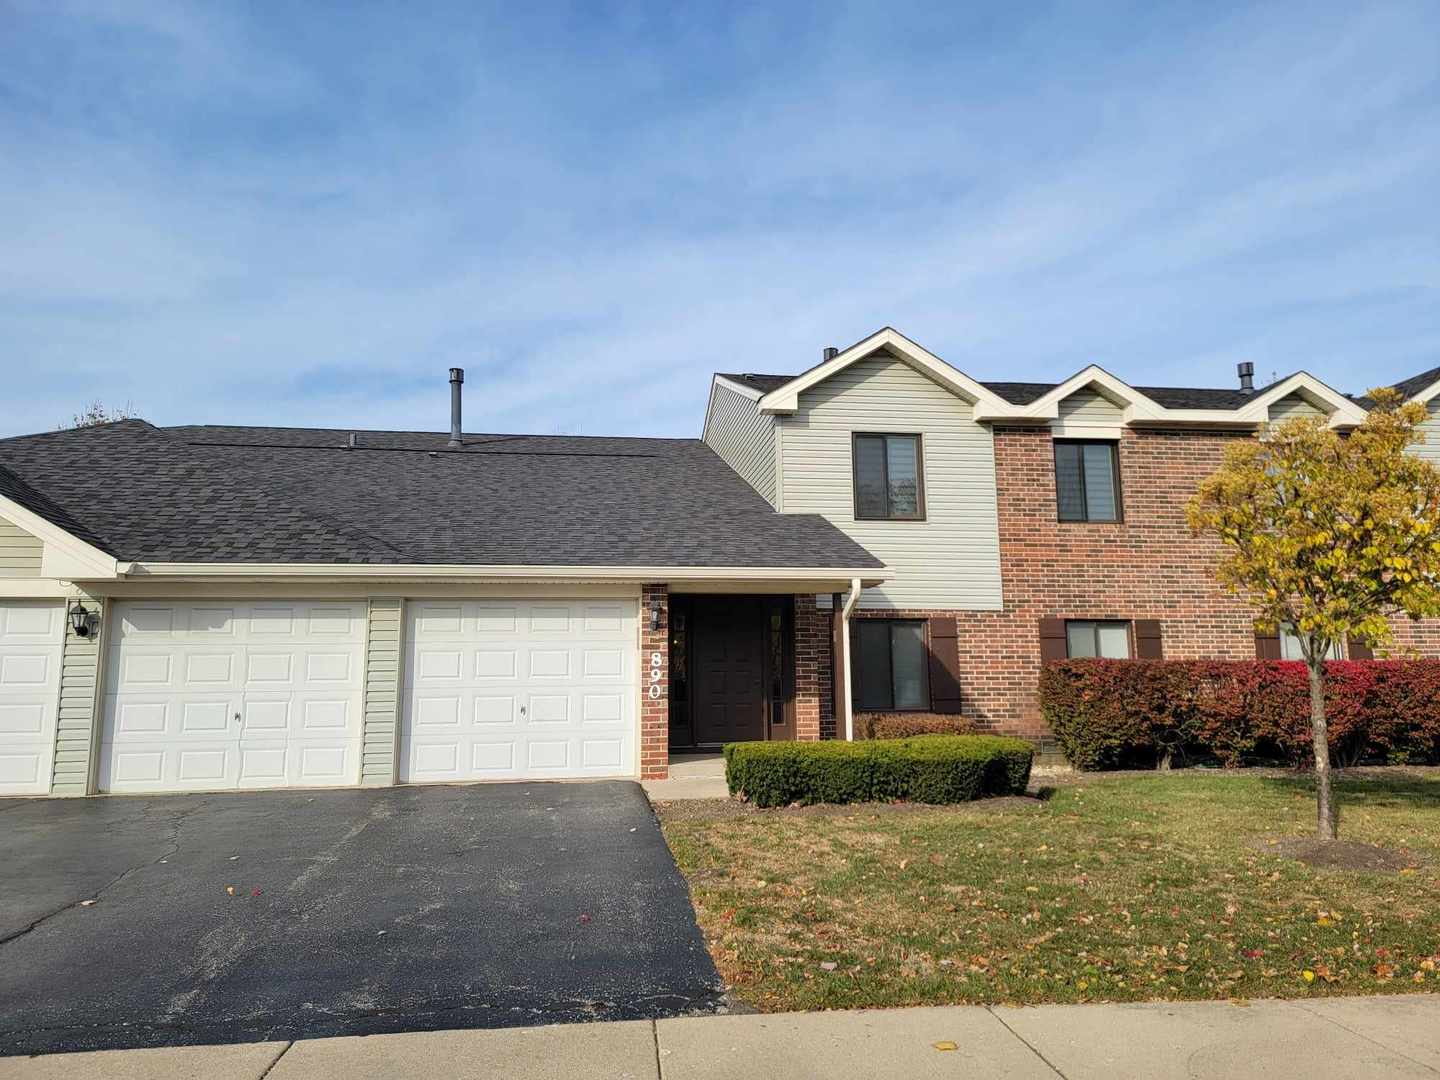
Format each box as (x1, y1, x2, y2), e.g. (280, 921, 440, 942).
(692, 597, 768, 745)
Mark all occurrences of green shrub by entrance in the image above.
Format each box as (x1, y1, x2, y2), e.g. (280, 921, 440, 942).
(722, 735, 1034, 808)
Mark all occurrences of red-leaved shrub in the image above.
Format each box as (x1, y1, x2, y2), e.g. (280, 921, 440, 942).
(1039, 659, 1440, 770)
(861, 714, 977, 740)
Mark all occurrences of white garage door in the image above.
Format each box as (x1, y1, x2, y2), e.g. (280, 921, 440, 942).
(402, 598, 638, 783)
(101, 601, 365, 793)
(0, 601, 63, 795)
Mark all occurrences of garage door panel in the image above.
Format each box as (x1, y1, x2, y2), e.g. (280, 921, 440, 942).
(401, 598, 637, 783)
(183, 607, 240, 637)
(473, 648, 516, 679)
(102, 600, 363, 794)
(0, 602, 62, 795)
(1, 604, 62, 639)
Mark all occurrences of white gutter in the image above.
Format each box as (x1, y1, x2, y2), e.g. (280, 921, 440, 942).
(117, 562, 892, 583)
(840, 576, 863, 741)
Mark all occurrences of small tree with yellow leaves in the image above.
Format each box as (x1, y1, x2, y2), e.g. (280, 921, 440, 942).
(1187, 388, 1440, 840)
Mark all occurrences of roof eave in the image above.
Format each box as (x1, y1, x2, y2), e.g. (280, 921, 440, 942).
(112, 561, 892, 588)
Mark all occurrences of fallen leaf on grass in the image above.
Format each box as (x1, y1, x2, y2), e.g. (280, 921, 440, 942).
(933, 1041, 957, 1052)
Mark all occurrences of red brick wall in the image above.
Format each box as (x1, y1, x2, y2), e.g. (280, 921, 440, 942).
(639, 584, 668, 779)
(794, 594, 828, 741)
(830, 425, 1440, 741)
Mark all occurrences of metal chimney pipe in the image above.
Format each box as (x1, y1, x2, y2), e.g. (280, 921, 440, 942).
(1237, 361, 1255, 393)
(822, 346, 839, 361)
(448, 368, 464, 447)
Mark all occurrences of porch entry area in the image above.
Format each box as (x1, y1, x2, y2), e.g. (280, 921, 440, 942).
(667, 595, 797, 750)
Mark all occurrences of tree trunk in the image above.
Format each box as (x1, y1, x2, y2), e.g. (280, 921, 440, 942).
(1307, 657, 1337, 841)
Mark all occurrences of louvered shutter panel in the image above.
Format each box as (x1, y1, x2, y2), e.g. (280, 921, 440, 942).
(1346, 636, 1374, 661)
(1134, 620, 1164, 659)
(927, 617, 963, 714)
(1254, 631, 1282, 660)
(1038, 618, 1068, 662)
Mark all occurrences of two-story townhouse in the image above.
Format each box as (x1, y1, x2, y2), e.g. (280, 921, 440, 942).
(703, 327, 1440, 750)
(3, 328, 1440, 797)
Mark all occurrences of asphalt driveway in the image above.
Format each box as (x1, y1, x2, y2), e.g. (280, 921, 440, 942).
(0, 782, 725, 1056)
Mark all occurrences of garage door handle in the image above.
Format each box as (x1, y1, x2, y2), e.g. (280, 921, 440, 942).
(519, 705, 527, 715)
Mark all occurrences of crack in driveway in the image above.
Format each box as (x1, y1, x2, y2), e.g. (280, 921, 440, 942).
(0, 800, 208, 949)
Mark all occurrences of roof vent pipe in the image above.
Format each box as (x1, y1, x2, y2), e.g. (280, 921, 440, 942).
(1237, 361, 1255, 393)
(448, 367, 464, 447)
(822, 346, 839, 361)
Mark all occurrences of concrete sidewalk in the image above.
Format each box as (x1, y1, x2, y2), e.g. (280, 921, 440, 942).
(3, 994, 1437, 1079)
(642, 753, 730, 801)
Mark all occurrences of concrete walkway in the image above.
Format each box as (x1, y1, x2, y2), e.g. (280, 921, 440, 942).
(642, 753, 730, 801)
(4, 994, 1437, 1079)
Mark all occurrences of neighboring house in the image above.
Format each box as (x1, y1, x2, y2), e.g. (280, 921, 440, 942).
(2, 328, 1438, 797)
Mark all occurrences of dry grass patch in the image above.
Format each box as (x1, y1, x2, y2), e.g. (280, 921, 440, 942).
(658, 772, 1440, 1012)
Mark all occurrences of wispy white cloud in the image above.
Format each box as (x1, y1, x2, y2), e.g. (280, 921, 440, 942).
(0, 1, 1436, 437)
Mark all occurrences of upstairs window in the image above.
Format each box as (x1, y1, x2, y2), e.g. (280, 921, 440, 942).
(1065, 620, 1132, 659)
(1055, 440, 1121, 522)
(853, 433, 925, 521)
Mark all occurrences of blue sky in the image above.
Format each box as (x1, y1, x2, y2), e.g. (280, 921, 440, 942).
(1, 1, 1437, 438)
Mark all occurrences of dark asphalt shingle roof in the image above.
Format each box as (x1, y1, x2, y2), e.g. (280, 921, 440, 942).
(0, 421, 882, 569)
(715, 373, 796, 394)
(1390, 364, 1440, 401)
(735, 373, 1287, 410)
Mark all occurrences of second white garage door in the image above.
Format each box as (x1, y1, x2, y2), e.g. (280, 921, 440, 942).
(402, 599, 638, 783)
(100, 601, 366, 793)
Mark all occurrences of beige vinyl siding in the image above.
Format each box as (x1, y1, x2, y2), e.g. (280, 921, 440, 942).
(0, 516, 43, 577)
(51, 596, 104, 797)
(1414, 403, 1440, 465)
(1057, 389, 1124, 425)
(1268, 393, 1326, 422)
(780, 353, 1003, 611)
(361, 597, 403, 785)
(703, 381, 777, 504)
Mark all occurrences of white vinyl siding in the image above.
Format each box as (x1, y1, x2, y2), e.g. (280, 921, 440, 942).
(703, 380, 777, 504)
(1057, 389, 1124, 425)
(52, 596, 103, 797)
(0, 517, 43, 577)
(1413, 403, 1440, 466)
(780, 352, 1003, 611)
(361, 598, 403, 786)
(1269, 393, 1326, 422)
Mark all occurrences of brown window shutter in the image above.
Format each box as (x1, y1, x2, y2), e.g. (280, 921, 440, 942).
(1346, 635, 1374, 661)
(926, 617, 963, 714)
(1038, 618, 1068, 662)
(1254, 630, 1282, 660)
(1134, 619, 1163, 659)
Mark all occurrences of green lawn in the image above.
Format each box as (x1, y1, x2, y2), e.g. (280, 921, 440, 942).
(658, 772, 1440, 1012)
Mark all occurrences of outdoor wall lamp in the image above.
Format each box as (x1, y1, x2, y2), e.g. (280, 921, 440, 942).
(649, 598, 662, 632)
(68, 601, 98, 639)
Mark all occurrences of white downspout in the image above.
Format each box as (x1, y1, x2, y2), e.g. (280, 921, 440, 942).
(841, 577, 862, 741)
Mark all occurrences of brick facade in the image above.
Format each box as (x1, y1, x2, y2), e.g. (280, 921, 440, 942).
(639, 584, 668, 779)
(794, 594, 830, 741)
(832, 424, 1440, 742)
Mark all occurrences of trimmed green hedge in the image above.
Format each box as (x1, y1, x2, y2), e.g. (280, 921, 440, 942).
(722, 735, 1035, 808)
